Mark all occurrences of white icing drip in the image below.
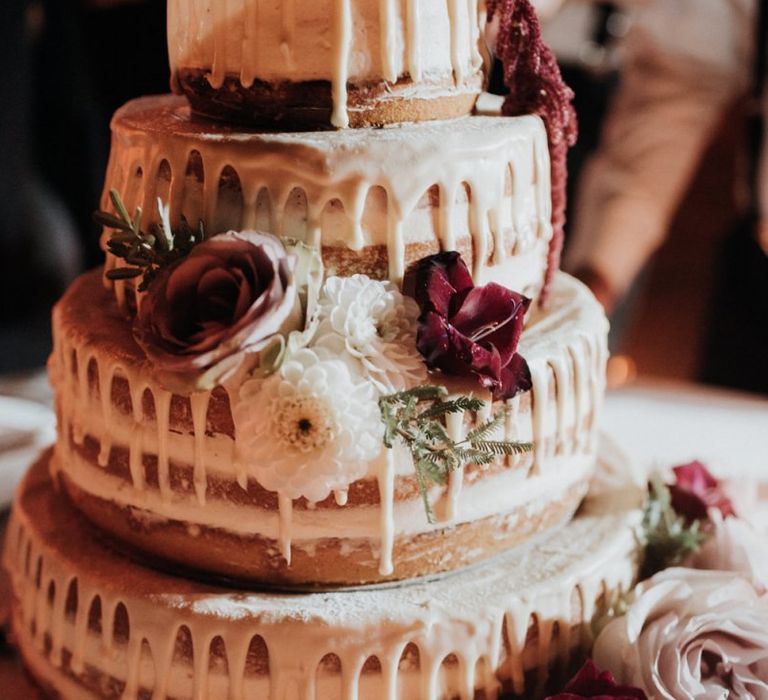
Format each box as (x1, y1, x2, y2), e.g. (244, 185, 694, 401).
(569, 338, 589, 454)
(550, 355, 570, 455)
(386, 217, 405, 285)
(280, 0, 295, 70)
(406, 0, 422, 80)
(190, 392, 211, 505)
(447, 0, 466, 83)
(240, 0, 259, 87)
(379, 0, 398, 82)
(278, 494, 294, 565)
(128, 382, 146, 491)
(100, 97, 552, 308)
(377, 449, 396, 576)
(208, 0, 228, 89)
(69, 583, 90, 676)
(332, 0, 352, 128)
(122, 633, 143, 700)
(443, 402, 468, 522)
(154, 388, 173, 501)
(590, 337, 608, 452)
(72, 350, 91, 446)
(4, 454, 640, 700)
(96, 362, 117, 468)
(528, 359, 549, 475)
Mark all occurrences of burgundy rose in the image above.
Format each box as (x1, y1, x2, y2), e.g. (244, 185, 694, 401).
(135, 230, 298, 391)
(668, 460, 735, 523)
(545, 659, 647, 700)
(411, 251, 531, 400)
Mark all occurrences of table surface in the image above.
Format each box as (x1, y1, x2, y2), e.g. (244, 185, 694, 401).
(0, 378, 765, 698)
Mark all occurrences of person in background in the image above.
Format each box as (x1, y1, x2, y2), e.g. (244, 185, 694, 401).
(563, 0, 767, 393)
(0, 0, 166, 372)
(565, 0, 760, 310)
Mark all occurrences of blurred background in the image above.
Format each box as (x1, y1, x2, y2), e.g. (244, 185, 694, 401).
(0, 0, 766, 397)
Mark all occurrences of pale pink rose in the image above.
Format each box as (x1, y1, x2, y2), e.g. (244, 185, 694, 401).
(594, 569, 768, 699)
(688, 513, 768, 593)
(135, 230, 297, 391)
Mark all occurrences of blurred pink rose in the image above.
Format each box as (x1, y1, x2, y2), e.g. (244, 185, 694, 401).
(545, 659, 647, 699)
(594, 568, 768, 699)
(135, 230, 297, 391)
(669, 460, 735, 523)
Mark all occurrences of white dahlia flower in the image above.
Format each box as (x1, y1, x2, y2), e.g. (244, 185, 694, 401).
(234, 347, 382, 502)
(313, 275, 426, 393)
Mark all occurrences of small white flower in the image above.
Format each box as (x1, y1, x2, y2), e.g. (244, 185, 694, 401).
(234, 347, 382, 502)
(313, 275, 426, 393)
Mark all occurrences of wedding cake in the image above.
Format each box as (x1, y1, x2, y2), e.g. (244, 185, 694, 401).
(2, 1, 642, 698)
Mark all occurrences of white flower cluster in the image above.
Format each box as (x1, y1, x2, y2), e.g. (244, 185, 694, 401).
(234, 274, 425, 502)
(314, 275, 426, 392)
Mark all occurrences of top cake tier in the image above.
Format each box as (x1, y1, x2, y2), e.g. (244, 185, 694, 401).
(168, 0, 487, 128)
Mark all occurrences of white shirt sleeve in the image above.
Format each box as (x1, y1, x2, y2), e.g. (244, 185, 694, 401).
(565, 0, 755, 296)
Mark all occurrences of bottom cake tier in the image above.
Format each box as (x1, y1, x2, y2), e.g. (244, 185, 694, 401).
(3, 446, 641, 700)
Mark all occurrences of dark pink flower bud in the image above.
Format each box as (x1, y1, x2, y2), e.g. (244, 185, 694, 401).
(669, 460, 736, 523)
(545, 659, 647, 699)
(411, 252, 531, 400)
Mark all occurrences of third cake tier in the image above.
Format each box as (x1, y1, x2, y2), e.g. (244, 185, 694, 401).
(167, 0, 486, 128)
(49, 270, 607, 587)
(101, 96, 553, 309)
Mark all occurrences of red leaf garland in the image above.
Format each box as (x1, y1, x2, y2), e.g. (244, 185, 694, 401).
(487, 0, 578, 306)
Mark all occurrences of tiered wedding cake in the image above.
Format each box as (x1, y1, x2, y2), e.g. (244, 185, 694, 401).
(3, 1, 642, 698)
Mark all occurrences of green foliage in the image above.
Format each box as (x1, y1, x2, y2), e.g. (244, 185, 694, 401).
(95, 190, 203, 291)
(379, 386, 532, 522)
(638, 473, 707, 579)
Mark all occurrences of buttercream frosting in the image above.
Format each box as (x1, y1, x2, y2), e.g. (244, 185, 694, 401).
(167, 0, 486, 127)
(100, 95, 553, 307)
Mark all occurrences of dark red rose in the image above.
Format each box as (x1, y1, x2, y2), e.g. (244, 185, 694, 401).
(135, 230, 298, 391)
(668, 460, 736, 523)
(411, 251, 531, 400)
(545, 659, 647, 700)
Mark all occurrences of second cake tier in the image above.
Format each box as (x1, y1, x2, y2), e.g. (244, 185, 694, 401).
(101, 96, 553, 308)
(49, 270, 607, 587)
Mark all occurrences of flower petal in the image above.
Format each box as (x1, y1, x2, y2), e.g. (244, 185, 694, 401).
(134, 230, 300, 392)
(412, 251, 474, 317)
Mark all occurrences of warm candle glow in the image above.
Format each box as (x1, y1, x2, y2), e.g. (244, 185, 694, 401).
(607, 354, 637, 388)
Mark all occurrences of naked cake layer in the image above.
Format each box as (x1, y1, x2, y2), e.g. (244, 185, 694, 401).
(48, 269, 608, 586)
(101, 96, 553, 309)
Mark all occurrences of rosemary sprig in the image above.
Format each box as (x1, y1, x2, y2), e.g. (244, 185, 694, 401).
(379, 386, 532, 522)
(637, 473, 708, 579)
(94, 190, 203, 292)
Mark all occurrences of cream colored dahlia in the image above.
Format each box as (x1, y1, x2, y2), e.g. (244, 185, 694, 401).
(234, 347, 382, 502)
(313, 275, 426, 393)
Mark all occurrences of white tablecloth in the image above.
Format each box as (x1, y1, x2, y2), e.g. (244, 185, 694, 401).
(604, 380, 768, 478)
